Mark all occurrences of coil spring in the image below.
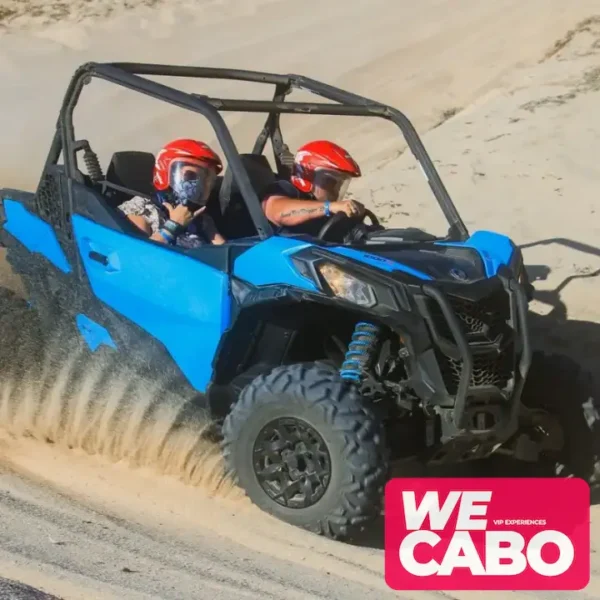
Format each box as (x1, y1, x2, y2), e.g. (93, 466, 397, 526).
(340, 322, 381, 382)
(83, 148, 104, 184)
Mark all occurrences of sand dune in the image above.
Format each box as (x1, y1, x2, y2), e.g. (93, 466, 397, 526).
(0, 0, 598, 191)
(1, 1, 600, 598)
(358, 14, 600, 372)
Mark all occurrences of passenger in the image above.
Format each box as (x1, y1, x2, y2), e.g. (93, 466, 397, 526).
(261, 140, 366, 236)
(119, 138, 226, 247)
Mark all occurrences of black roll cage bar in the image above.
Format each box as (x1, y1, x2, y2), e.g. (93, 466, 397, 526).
(45, 61, 469, 241)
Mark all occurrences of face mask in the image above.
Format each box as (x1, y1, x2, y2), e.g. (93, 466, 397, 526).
(173, 178, 204, 208)
(169, 160, 217, 208)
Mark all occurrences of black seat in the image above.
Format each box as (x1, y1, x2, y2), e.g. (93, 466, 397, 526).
(103, 151, 157, 208)
(102, 150, 275, 240)
(213, 153, 277, 239)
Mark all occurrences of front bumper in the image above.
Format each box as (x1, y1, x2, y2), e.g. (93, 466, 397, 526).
(288, 244, 532, 461)
(412, 266, 532, 462)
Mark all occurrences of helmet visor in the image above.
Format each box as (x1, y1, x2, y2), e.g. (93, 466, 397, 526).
(170, 159, 218, 208)
(312, 169, 352, 202)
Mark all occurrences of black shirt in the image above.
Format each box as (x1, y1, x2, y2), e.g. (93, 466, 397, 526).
(263, 180, 330, 237)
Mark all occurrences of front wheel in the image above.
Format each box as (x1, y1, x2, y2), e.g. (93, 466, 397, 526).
(221, 363, 389, 540)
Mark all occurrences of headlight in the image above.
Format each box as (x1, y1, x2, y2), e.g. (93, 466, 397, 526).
(316, 262, 377, 307)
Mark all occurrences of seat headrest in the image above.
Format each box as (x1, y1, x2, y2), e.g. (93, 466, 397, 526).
(104, 151, 156, 206)
(219, 154, 276, 211)
(215, 153, 276, 239)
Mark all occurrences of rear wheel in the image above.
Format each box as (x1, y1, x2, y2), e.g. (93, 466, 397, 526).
(221, 363, 389, 540)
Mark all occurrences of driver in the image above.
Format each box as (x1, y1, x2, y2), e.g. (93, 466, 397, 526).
(119, 138, 226, 247)
(261, 140, 366, 235)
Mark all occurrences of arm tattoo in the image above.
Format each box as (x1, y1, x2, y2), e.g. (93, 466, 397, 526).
(279, 206, 324, 219)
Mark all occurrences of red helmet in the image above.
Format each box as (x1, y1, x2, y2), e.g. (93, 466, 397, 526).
(152, 139, 223, 208)
(153, 139, 223, 191)
(291, 140, 361, 197)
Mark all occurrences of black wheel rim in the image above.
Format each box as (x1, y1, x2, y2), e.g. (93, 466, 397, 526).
(252, 417, 332, 509)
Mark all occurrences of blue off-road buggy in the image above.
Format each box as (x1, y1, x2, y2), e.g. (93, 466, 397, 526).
(0, 63, 596, 540)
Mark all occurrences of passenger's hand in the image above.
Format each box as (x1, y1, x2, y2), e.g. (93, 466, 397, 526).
(163, 202, 205, 228)
(330, 199, 365, 218)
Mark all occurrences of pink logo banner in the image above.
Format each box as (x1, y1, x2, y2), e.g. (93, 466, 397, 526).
(384, 477, 590, 590)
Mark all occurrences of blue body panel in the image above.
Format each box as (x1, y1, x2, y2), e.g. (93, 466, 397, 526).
(76, 314, 117, 352)
(233, 236, 319, 291)
(437, 230, 515, 278)
(328, 246, 433, 280)
(2, 198, 71, 273)
(231, 231, 515, 288)
(71, 215, 232, 392)
(3, 187, 517, 397)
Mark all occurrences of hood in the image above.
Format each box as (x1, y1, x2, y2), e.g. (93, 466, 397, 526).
(329, 243, 488, 283)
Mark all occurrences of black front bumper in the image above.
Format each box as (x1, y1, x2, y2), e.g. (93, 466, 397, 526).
(412, 266, 532, 462)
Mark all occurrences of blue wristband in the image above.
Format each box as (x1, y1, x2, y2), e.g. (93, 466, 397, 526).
(159, 228, 175, 244)
(163, 219, 183, 236)
(324, 201, 331, 217)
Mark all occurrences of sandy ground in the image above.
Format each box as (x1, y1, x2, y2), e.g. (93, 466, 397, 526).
(1, 1, 600, 598)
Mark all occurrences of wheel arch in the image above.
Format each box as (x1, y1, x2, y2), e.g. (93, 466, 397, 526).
(206, 289, 400, 418)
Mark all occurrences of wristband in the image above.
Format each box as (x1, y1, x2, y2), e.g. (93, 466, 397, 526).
(159, 228, 175, 244)
(163, 219, 184, 236)
(324, 201, 331, 217)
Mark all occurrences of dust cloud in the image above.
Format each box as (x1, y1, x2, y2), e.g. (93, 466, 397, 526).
(0, 285, 240, 500)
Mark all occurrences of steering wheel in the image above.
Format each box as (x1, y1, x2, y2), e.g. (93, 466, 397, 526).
(316, 208, 381, 242)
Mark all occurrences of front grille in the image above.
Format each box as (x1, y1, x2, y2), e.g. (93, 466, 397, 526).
(428, 291, 510, 343)
(450, 296, 509, 338)
(436, 346, 514, 395)
(427, 290, 514, 394)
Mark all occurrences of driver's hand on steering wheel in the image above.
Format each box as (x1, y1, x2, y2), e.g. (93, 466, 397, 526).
(330, 199, 365, 218)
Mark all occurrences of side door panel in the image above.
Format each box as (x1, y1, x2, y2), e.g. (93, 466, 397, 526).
(71, 214, 232, 393)
(1, 196, 72, 275)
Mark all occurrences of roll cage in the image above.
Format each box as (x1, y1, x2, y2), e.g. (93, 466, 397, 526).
(40, 61, 470, 242)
